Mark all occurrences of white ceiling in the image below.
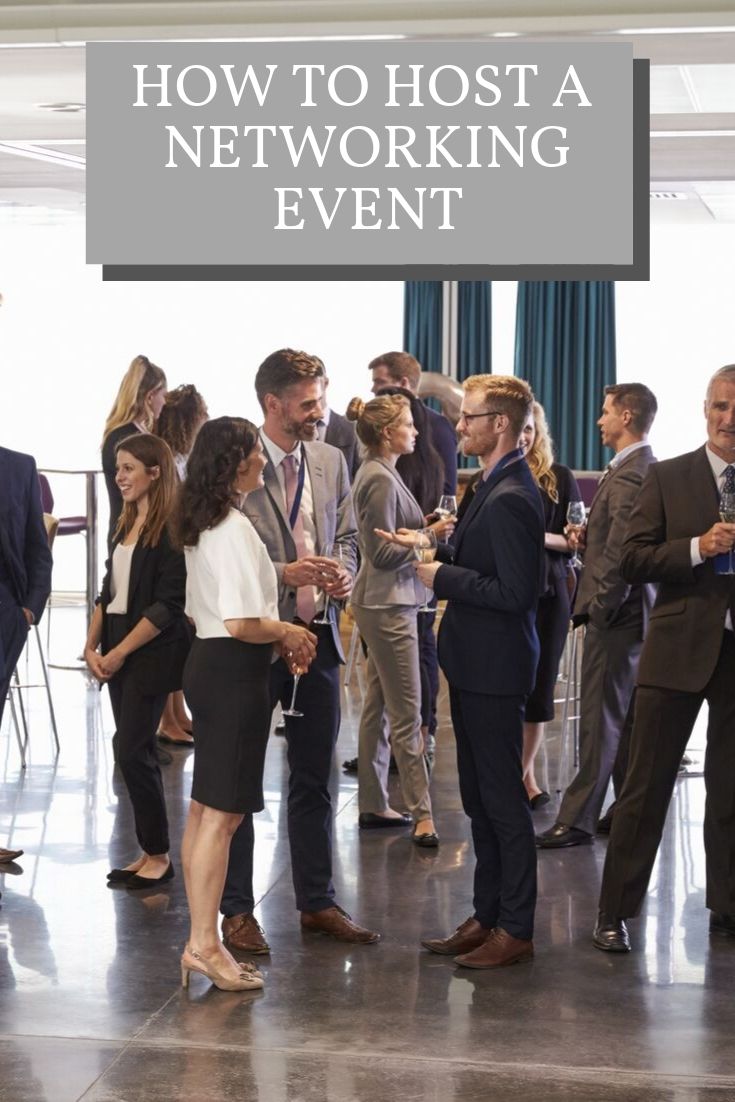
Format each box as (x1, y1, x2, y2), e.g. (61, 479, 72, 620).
(1, 2, 734, 223)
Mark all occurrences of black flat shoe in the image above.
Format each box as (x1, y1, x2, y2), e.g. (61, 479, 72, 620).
(157, 732, 194, 747)
(342, 757, 358, 773)
(125, 863, 175, 890)
(358, 812, 412, 830)
(529, 791, 551, 811)
(412, 828, 440, 848)
(107, 867, 139, 883)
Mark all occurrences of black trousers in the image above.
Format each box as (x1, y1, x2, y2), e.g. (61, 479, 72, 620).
(449, 686, 537, 940)
(221, 625, 341, 916)
(108, 674, 169, 855)
(0, 595, 29, 730)
(599, 631, 735, 918)
(417, 607, 439, 738)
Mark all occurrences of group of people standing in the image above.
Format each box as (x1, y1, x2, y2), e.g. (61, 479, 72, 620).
(5, 349, 734, 975)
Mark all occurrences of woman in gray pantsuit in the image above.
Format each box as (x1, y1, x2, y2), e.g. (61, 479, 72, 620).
(346, 394, 440, 847)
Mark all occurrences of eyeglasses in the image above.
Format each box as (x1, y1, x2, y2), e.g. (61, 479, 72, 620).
(458, 410, 503, 423)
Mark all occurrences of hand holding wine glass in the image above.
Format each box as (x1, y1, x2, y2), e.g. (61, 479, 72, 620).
(312, 543, 347, 624)
(565, 501, 586, 569)
(414, 528, 438, 612)
(717, 489, 735, 574)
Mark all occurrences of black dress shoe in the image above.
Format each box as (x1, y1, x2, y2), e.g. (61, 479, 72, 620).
(342, 757, 358, 773)
(125, 863, 175, 890)
(412, 828, 439, 848)
(710, 912, 735, 937)
(596, 816, 614, 835)
(536, 823, 593, 848)
(593, 914, 631, 952)
(358, 812, 412, 829)
(529, 791, 551, 811)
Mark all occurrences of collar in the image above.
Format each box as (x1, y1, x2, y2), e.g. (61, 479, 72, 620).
(260, 429, 302, 469)
(705, 444, 732, 482)
(609, 439, 648, 469)
(482, 446, 524, 481)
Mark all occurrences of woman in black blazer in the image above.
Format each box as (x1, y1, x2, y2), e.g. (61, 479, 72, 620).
(101, 355, 167, 548)
(84, 433, 189, 888)
(519, 403, 580, 810)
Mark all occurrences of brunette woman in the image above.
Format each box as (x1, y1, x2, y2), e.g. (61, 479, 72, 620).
(84, 434, 189, 887)
(101, 355, 167, 547)
(519, 403, 581, 809)
(347, 395, 440, 846)
(176, 418, 316, 992)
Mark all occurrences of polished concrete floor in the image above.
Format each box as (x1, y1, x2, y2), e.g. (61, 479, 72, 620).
(2, 614, 735, 1101)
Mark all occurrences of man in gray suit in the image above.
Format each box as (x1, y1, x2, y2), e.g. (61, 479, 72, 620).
(314, 370, 361, 482)
(221, 349, 379, 953)
(536, 383, 658, 849)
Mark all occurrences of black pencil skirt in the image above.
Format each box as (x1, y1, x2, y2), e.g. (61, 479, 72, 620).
(183, 636, 273, 814)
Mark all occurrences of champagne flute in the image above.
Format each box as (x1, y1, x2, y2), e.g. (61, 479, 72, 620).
(282, 665, 304, 718)
(718, 490, 735, 574)
(312, 543, 345, 625)
(414, 528, 438, 613)
(566, 501, 586, 569)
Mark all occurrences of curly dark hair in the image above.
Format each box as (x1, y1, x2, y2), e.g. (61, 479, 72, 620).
(157, 384, 208, 460)
(173, 417, 259, 548)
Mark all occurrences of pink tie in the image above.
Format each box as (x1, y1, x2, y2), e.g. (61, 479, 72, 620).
(282, 454, 316, 624)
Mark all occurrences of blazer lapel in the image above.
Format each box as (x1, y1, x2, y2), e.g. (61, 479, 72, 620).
(689, 445, 721, 528)
(304, 445, 327, 552)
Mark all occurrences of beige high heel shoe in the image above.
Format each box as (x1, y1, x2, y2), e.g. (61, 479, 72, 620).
(181, 946, 264, 991)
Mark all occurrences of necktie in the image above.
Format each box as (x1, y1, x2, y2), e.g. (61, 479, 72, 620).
(723, 465, 735, 494)
(282, 454, 316, 624)
(598, 462, 614, 487)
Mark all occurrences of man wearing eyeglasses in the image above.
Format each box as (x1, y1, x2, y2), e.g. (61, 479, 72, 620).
(414, 375, 545, 968)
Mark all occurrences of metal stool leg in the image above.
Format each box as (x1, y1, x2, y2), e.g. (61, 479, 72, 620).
(34, 624, 60, 754)
(555, 627, 581, 794)
(8, 688, 27, 769)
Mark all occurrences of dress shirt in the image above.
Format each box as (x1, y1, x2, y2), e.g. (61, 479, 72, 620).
(260, 430, 324, 613)
(690, 446, 733, 630)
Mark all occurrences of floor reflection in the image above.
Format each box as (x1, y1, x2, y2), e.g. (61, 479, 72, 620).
(1, 610, 734, 1100)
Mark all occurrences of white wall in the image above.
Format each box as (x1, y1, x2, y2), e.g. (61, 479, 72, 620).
(0, 217, 402, 475)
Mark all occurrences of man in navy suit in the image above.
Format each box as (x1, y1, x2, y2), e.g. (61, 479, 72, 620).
(0, 446, 52, 867)
(417, 375, 545, 968)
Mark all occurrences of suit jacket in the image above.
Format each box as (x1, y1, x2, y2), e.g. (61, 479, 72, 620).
(324, 411, 361, 482)
(575, 444, 656, 635)
(350, 457, 425, 607)
(425, 406, 458, 495)
(0, 447, 52, 623)
(433, 455, 545, 696)
(620, 445, 735, 693)
(240, 439, 358, 662)
(99, 526, 189, 693)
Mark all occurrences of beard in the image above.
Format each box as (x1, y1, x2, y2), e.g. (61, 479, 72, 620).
(288, 418, 319, 441)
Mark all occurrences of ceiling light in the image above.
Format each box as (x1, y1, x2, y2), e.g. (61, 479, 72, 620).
(490, 32, 521, 38)
(612, 26, 735, 35)
(37, 102, 85, 113)
(0, 143, 86, 169)
(651, 129, 735, 137)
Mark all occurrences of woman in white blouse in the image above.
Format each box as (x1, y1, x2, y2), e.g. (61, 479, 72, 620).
(175, 417, 316, 992)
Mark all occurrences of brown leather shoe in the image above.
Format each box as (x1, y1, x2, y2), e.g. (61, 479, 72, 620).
(300, 905, 380, 944)
(422, 916, 491, 956)
(454, 927, 534, 969)
(0, 848, 23, 864)
(221, 913, 271, 955)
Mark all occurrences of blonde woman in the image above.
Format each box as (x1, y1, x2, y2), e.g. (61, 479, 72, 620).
(518, 402, 580, 809)
(101, 355, 167, 547)
(346, 394, 441, 846)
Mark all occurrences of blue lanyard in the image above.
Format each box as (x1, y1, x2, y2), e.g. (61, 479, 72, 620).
(288, 446, 306, 529)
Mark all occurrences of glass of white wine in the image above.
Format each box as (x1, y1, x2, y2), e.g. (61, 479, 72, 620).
(414, 528, 438, 613)
(566, 501, 586, 569)
(435, 494, 458, 521)
(312, 543, 345, 625)
(718, 490, 735, 575)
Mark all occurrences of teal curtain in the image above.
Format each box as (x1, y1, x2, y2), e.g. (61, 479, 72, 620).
(457, 281, 492, 381)
(403, 281, 443, 374)
(514, 281, 616, 470)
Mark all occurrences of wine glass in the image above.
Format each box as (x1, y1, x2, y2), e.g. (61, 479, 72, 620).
(312, 543, 345, 625)
(414, 528, 438, 613)
(718, 490, 735, 574)
(435, 495, 458, 520)
(282, 666, 304, 718)
(566, 501, 586, 569)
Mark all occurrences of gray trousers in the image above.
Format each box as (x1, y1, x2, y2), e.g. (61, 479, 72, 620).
(352, 604, 432, 822)
(558, 619, 643, 836)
